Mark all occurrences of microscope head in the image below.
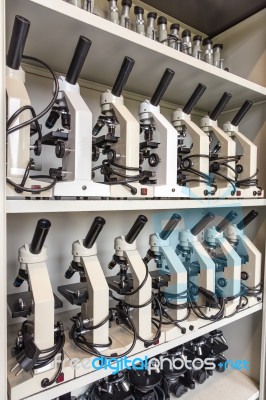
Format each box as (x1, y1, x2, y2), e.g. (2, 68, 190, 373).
(200, 92, 232, 131)
(204, 211, 238, 247)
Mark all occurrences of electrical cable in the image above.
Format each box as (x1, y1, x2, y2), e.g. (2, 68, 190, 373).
(6, 55, 59, 135)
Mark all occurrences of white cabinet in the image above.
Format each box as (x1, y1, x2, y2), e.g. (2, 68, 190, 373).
(2, 1, 266, 399)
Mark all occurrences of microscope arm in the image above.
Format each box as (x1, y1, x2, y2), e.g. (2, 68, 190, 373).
(182, 118, 210, 182)
(235, 235, 261, 287)
(190, 241, 216, 293)
(28, 262, 54, 350)
(111, 100, 140, 172)
(232, 130, 257, 180)
(214, 237, 241, 297)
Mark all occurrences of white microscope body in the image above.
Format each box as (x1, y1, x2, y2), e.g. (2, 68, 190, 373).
(58, 217, 126, 377)
(139, 69, 189, 198)
(171, 83, 214, 198)
(224, 210, 262, 308)
(200, 92, 236, 198)
(6, 16, 53, 198)
(145, 214, 192, 341)
(44, 36, 110, 198)
(204, 211, 242, 316)
(223, 100, 263, 198)
(7, 219, 74, 400)
(177, 213, 217, 328)
(107, 216, 163, 353)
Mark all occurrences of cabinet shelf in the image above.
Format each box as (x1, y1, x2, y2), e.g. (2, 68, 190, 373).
(6, 303, 262, 400)
(6, 0, 266, 111)
(6, 198, 266, 214)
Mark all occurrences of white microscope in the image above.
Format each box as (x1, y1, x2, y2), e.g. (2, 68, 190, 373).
(204, 211, 243, 316)
(224, 210, 262, 308)
(176, 212, 222, 328)
(107, 215, 163, 352)
(223, 100, 263, 198)
(58, 217, 126, 377)
(143, 214, 195, 341)
(6, 15, 54, 198)
(139, 69, 189, 198)
(92, 56, 153, 197)
(200, 92, 237, 198)
(7, 219, 74, 400)
(171, 83, 216, 198)
(42, 36, 110, 198)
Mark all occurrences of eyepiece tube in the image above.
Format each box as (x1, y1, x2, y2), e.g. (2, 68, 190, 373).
(231, 100, 253, 127)
(150, 68, 175, 107)
(111, 56, 135, 97)
(182, 83, 207, 115)
(209, 92, 232, 121)
(190, 212, 215, 236)
(236, 210, 258, 230)
(125, 215, 148, 244)
(83, 217, 106, 248)
(30, 219, 51, 255)
(159, 214, 181, 240)
(216, 211, 237, 233)
(65, 36, 92, 85)
(6, 15, 30, 70)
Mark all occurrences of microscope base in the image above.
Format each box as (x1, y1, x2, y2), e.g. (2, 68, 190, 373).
(7, 348, 74, 400)
(153, 185, 189, 198)
(224, 298, 247, 317)
(63, 326, 129, 378)
(109, 183, 153, 198)
(52, 180, 110, 198)
(6, 177, 53, 199)
(188, 185, 218, 199)
(247, 297, 262, 308)
(160, 320, 195, 342)
(235, 187, 264, 199)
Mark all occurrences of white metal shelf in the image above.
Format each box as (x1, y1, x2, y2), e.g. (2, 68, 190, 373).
(6, 0, 266, 111)
(7, 303, 262, 400)
(6, 198, 266, 214)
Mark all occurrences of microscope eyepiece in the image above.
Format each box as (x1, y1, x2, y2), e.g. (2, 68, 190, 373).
(190, 212, 215, 236)
(148, 12, 157, 19)
(183, 83, 207, 115)
(150, 68, 175, 107)
(111, 56, 135, 97)
(216, 211, 237, 233)
(125, 215, 148, 244)
(170, 23, 180, 31)
(159, 214, 181, 240)
(122, 0, 132, 6)
(209, 92, 232, 121)
(134, 6, 144, 15)
(157, 16, 167, 25)
(30, 219, 51, 255)
(7, 15, 31, 70)
(236, 210, 258, 230)
(65, 36, 92, 85)
(182, 29, 191, 38)
(231, 100, 253, 127)
(84, 216, 106, 249)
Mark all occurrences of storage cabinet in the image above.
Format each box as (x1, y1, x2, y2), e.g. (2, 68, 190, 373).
(2, 1, 266, 399)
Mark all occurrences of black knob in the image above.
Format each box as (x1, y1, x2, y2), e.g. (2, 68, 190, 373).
(84, 217, 106, 249)
(147, 12, 157, 19)
(55, 141, 66, 158)
(209, 92, 232, 121)
(134, 6, 144, 15)
(7, 15, 31, 70)
(159, 214, 181, 240)
(190, 212, 215, 236)
(236, 210, 258, 230)
(65, 36, 92, 85)
(122, 0, 132, 6)
(183, 83, 207, 115)
(150, 68, 175, 107)
(111, 56, 135, 97)
(125, 215, 148, 244)
(30, 219, 51, 255)
(231, 100, 253, 127)
(216, 211, 237, 233)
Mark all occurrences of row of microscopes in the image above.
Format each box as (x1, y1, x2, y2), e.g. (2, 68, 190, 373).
(65, 0, 227, 70)
(6, 16, 262, 200)
(72, 331, 228, 400)
(7, 209, 261, 398)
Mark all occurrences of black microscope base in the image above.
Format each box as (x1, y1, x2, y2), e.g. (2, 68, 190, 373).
(7, 291, 63, 318)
